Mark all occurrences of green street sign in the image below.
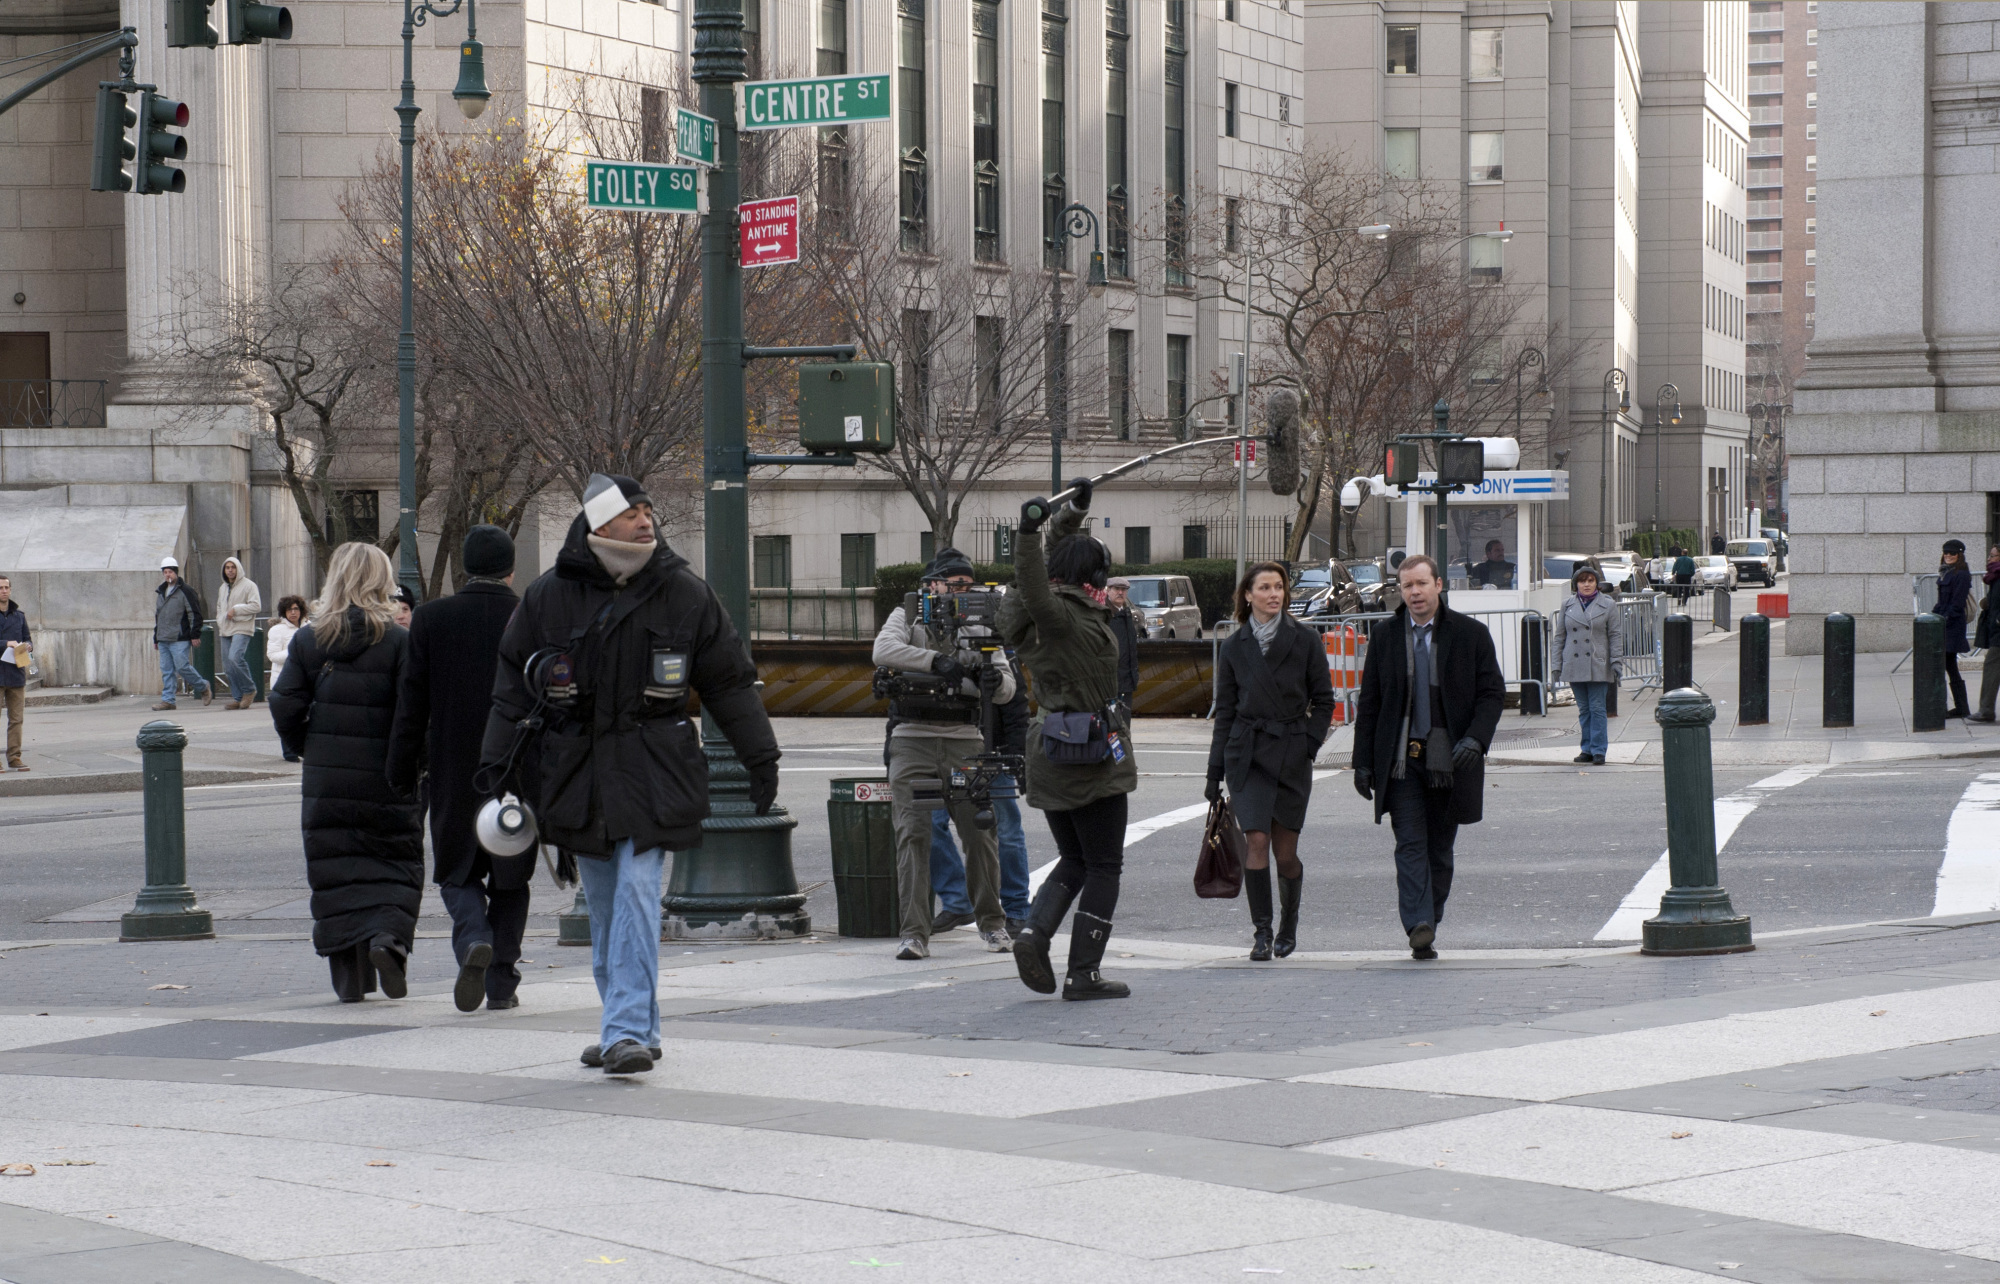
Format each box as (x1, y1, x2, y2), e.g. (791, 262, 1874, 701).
(676, 107, 716, 166)
(585, 161, 701, 214)
(739, 73, 892, 131)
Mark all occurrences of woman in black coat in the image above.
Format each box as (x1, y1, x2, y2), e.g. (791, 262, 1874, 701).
(1206, 562, 1336, 960)
(1940, 538, 1974, 719)
(270, 542, 425, 1002)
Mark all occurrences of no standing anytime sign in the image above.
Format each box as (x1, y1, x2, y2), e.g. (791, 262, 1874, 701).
(740, 195, 800, 268)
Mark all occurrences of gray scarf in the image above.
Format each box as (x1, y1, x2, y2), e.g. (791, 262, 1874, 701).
(1249, 610, 1282, 654)
(586, 533, 655, 586)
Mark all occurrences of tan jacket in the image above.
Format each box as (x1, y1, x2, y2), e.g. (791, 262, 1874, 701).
(216, 558, 262, 638)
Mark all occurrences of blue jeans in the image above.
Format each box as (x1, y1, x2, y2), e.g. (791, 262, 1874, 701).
(930, 775, 1030, 919)
(222, 634, 256, 701)
(577, 839, 664, 1051)
(156, 641, 208, 705)
(1573, 681, 1610, 757)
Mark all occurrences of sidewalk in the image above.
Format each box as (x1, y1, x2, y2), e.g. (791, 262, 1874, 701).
(1, 692, 297, 796)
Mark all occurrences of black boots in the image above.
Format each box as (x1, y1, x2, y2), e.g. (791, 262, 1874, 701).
(1245, 865, 1273, 961)
(1950, 672, 1972, 719)
(1012, 878, 1077, 995)
(1274, 873, 1302, 958)
(1062, 910, 1130, 1000)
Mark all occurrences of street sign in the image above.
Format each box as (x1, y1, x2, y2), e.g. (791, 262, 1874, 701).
(676, 107, 716, 166)
(740, 195, 799, 268)
(1235, 440, 1259, 465)
(585, 161, 701, 213)
(739, 73, 891, 131)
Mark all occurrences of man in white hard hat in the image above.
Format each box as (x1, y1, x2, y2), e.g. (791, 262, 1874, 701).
(153, 557, 212, 711)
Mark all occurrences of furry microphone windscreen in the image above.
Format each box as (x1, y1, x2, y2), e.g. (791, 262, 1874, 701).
(1265, 387, 1301, 497)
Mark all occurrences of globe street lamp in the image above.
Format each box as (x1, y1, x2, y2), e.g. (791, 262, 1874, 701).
(393, 0, 489, 599)
(1047, 203, 1108, 494)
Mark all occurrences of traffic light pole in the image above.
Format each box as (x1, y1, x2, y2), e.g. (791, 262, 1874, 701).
(0, 27, 135, 119)
(666, 0, 809, 940)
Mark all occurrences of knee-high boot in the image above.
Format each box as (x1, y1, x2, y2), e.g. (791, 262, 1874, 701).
(1273, 872, 1302, 958)
(1011, 874, 1080, 995)
(1062, 909, 1131, 1000)
(1950, 670, 1972, 719)
(1244, 865, 1273, 961)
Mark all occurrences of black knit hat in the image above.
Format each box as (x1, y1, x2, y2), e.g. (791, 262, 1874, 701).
(922, 546, 975, 582)
(462, 524, 515, 577)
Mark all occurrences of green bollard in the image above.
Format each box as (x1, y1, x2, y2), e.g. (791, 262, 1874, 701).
(559, 883, 591, 946)
(1823, 611, 1855, 728)
(1663, 614, 1694, 691)
(194, 621, 216, 691)
(1642, 687, 1753, 955)
(248, 622, 269, 702)
(1913, 612, 1946, 732)
(1739, 614, 1770, 725)
(120, 720, 216, 942)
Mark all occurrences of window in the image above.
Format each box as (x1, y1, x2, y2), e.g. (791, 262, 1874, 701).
(1805, 216, 1816, 233)
(1386, 24, 1417, 74)
(640, 87, 668, 162)
(1166, 334, 1190, 439)
(1278, 94, 1290, 124)
(1805, 280, 1816, 296)
(1806, 154, 1816, 171)
(1804, 249, 1816, 265)
(1806, 91, 1818, 109)
(1105, 0, 1130, 276)
(741, 0, 762, 77)
(1806, 60, 1817, 76)
(1469, 131, 1503, 183)
(816, 0, 849, 234)
(840, 534, 876, 588)
(1164, 2, 1188, 285)
(0, 330, 51, 428)
(1182, 525, 1208, 559)
(1806, 27, 1817, 43)
(1223, 82, 1239, 138)
(1468, 342, 1502, 385)
(1108, 328, 1132, 440)
(902, 308, 932, 429)
(1806, 185, 1816, 203)
(897, 0, 927, 251)
(1384, 127, 1418, 180)
(1042, 0, 1068, 269)
(1805, 122, 1817, 139)
(1224, 197, 1240, 251)
(329, 490, 381, 544)
(1469, 235, 1503, 281)
(1469, 27, 1502, 79)
(753, 536, 792, 588)
(973, 0, 1001, 261)
(974, 317, 1002, 429)
(920, 530, 935, 565)
(1124, 527, 1151, 565)
(1223, 0, 1235, 18)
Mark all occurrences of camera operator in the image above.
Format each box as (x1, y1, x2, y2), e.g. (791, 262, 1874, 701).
(873, 547, 1016, 961)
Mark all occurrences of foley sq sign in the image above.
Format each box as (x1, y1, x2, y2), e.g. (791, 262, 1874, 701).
(585, 161, 701, 213)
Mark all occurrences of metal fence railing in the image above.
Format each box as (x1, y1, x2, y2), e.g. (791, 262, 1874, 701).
(1, 379, 107, 429)
(748, 587, 875, 640)
(1621, 593, 1663, 692)
(1455, 606, 1553, 716)
(1303, 613, 1393, 725)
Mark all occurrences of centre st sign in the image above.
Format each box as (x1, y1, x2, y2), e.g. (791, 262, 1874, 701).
(585, 161, 701, 214)
(738, 73, 891, 131)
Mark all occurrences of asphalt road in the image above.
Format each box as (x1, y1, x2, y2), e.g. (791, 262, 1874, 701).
(2, 721, 1984, 954)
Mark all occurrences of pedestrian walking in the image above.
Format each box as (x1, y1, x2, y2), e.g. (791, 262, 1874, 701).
(1671, 546, 1697, 604)
(1972, 546, 2000, 723)
(873, 546, 1014, 960)
(388, 526, 528, 1013)
(215, 556, 262, 709)
(152, 556, 211, 711)
(0, 574, 30, 772)
(1552, 565, 1624, 765)
(481, 474, 780, 1077)
(392, 585, 415, 629)
(266, 595, 308, 761)
(1351, 555, 1504, 960)
(927, 657, 1033, 939)
(268, 542, 425, 1003)
(1105, 576, 1142, 706)
(1939, 538, 1973, 720)
(1205, 561, 1336, 960)
(999, 479, 1138, 1000)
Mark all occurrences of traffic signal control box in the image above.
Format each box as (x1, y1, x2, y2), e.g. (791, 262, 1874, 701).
(797, 362, 896, 455)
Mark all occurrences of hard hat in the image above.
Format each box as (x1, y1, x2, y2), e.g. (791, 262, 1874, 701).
(475, 792, 538, 857)
(160, 556, 180, 570)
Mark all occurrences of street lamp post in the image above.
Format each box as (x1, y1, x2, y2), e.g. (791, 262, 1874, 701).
(1597, 367, 1629, 552)
(1048, 204, 1107, 495)
(1512, 346, 1545, 437)
(1652, 383, 1681, 533)
(394, 0, 488, 601)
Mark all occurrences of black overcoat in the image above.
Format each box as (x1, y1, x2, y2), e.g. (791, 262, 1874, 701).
(386, 580, 519, 886)
(1351, 605, 1506, 825)
(1207, 615, 1336, 793)
(1938, 563, 1973, 655)
(268, 609, 425, 955)
(1108, 605, 1142, 698)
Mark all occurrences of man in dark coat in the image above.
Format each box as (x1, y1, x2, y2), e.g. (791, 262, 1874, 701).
(1352, 554, 1505, 960)
(388, 526, 526, 1013)
(479, 474, 780, 1076)
(1105, 576, 1142, 703)
(1974, 544, 2000, 722)
(0, 574, 31, 771)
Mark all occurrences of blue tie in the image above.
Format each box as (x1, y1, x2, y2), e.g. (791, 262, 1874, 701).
(1413, 624, 1432, 737)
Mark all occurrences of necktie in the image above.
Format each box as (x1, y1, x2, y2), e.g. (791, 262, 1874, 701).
(1412, 623, 1432, 737)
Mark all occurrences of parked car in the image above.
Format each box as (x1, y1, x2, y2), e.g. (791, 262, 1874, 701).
(1543, 553, 1607, 589)
(1595, 553, 1641, 593)
(1124, 574, 1203, 639)
(1344, 559, 1401, 613)
(1725, 538, 1779, 586)
(1288, 562, 1360, 618)
(1692, 555, 1739, 590)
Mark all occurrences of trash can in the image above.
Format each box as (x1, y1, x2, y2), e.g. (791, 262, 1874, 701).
(827, 777, 900, 938)
(193, 621, 217, 691)
(248, 621, 269, 702)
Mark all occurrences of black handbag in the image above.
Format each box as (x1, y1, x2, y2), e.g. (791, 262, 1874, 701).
(1041, 710, 1109, 765)
(1193, 798, 1246, 898)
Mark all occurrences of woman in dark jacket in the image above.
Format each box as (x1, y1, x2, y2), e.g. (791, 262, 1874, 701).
(1940, 539, 1974, 719)
(1207, 562, 1336, 960)
(997, 479, 1137, 1001)
(1974, 545, 2000, 722)
(269, 542, 425, 1002)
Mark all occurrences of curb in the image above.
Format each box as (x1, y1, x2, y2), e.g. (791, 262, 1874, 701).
(1488, 744, 2000, 769)
(0, 767, 291, 798)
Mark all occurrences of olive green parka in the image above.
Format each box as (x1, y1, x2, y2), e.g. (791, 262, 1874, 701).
(996, 502, 1139, 811)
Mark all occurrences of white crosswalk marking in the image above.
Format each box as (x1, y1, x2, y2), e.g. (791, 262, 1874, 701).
(1932, 772, 2000, 917)
(1594, 763, 1831, 941)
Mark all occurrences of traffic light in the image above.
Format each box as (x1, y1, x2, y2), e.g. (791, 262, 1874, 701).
(1437, 440, 1486, 486)
(90, 86, 136, 192)
(134, 91, 188, 195)
(1386, 441, 1420, 486)
(166, 0, 218, 48)
(224, 0, 292, 44)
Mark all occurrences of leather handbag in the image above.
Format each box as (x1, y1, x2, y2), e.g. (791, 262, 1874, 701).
(1193, 798, 1247, 899)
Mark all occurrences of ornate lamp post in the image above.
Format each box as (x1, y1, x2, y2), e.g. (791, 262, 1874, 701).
(1047, 203, 1108, 494)
(1653, 383, 1681, 533)
(1512, 346, 1545, 437)
(1597, 367, 1629, 552)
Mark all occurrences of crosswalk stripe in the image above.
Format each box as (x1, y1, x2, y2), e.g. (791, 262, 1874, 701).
(1933, 771, 2000, 917)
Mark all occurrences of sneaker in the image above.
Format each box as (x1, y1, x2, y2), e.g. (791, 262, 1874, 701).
(601, 1039, 654, 1075)
(980, 928, 1012, 953)
(580, 1043, 661, 1068)
(453, 941, 493, 1013)
(152, 701, 177, 711)
(895, 936, 929, 960)
(199, 685, 213, 706)
(931, 910, 975, 934)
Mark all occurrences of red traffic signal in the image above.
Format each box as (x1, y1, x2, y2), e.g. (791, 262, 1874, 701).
(136, 92, 189, 194)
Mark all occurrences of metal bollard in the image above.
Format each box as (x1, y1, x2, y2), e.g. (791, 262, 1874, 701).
(1642, 687, 1753, 955)
(120, 720, 215, 942)
(1913, 612, 1946, 732)
(1823, 611, 1855, 728)
(1714, 585, 1731, 632)
(1520, 612, 1546, 715)
(1663, 613, 1694, 691)
(1739, 613, 1770, 725)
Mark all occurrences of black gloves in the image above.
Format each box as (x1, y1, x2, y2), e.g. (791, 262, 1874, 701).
(1204, 776, 1223, 804)
(978, 662, 1003, 694)
(931, 654, 966, 684)
(1452, 736, 1484, 769)
(1067, 476, 1094, 512)
(1019, 497, 1050, 534)
(1353, 767, 1373, 801)
(748, 760, 780, 815)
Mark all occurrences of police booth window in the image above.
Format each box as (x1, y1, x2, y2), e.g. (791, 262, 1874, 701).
(1451, 505, 1518, 590)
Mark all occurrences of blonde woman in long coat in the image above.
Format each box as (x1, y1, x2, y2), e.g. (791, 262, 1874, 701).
(1551, 565, 1623, 766)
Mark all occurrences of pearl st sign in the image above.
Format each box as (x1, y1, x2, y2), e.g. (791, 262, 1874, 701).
(585, 161, 702, 214)
(738, 73, 892, 131)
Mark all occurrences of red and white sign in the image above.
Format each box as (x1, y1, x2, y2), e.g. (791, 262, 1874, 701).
(1234, 440, 1258, 465)
(740, 195, 800, 268)
(851, 781, 891, 803)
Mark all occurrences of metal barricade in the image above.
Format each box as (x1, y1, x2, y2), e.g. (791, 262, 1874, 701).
(1621, 593, 1663, 692)
(1304, 614, 1391, 725)
(1454, 606, 1553, 717)
(1892, 573, 1942, 673)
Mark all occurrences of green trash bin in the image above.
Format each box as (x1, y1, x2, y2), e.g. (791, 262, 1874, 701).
(827, 777, 900, 938)
(248, 621, 269, 703)
(193, 621, 216, 692)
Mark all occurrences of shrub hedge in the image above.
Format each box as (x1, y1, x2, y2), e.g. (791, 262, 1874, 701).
(1624, 528, 1699, 560)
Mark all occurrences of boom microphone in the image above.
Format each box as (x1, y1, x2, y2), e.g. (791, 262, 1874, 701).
(1265, 388, 1301, 497)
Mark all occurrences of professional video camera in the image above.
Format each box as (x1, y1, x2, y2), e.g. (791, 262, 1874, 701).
(872, 586, 1025, 828)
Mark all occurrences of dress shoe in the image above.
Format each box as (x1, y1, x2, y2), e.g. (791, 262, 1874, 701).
(152, 701, 177, 711)
(486, 995, 519, 1011)
(931, 910, 975, 934)
(1572, 753, 1593, 764)
(1408, 922, 1436, 951)
(1591, 754, 1607, 765)
(1971, 712, 1997, 723)
(453, 941, 493, 1013)
(1412, 945, 1439, 961)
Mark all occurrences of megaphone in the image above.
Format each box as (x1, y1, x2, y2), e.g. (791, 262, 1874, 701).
(476, 792, 538, 856)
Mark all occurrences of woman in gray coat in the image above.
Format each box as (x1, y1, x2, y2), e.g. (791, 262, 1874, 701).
(1552, 565, 1623, 765)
